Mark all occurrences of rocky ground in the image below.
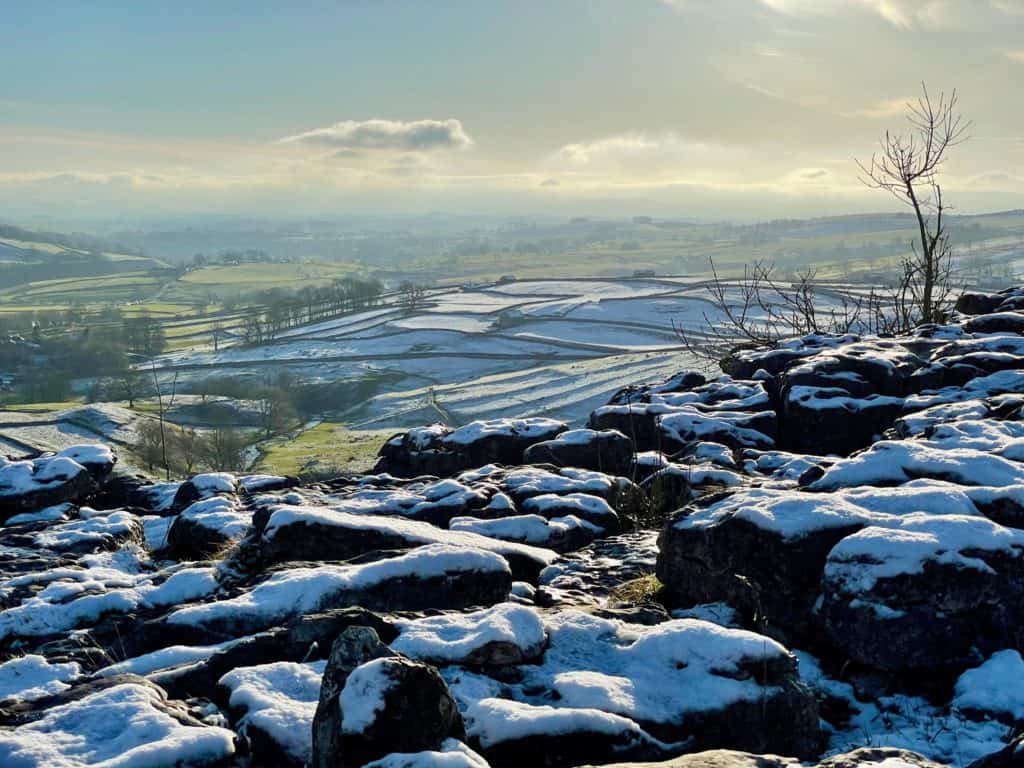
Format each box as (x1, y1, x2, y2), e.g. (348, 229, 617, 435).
(4, 289, 1024, 767)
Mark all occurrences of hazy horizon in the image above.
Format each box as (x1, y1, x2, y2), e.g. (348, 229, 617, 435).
(3, 0, 1024, 221)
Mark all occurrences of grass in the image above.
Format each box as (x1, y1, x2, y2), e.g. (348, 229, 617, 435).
(180, 261, 361, 286)
(254, 421, 394, 478)
(608, 574, 667, 606)
(0, 399, 85, 413)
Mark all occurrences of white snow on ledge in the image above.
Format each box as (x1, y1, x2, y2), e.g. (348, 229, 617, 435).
(165, 544, 511, 633)
(391, 603, 546, 664)
(0, 682, 236, 767)
(219, 660, 326, 763)
(340, 657, 396, 734)
(824, 513, 1024, 594)
(443, 418, 565, 446)
(363, 739, 491, 768)
(0, 655, 81, 703)
(954, 650, 1024, 721)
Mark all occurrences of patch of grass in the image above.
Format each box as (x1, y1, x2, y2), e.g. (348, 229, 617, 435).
(180, 261, 361, 286)
(254, 422, 394, 478)
(0, 399, 85, 413)
(608, 574, 667, 606)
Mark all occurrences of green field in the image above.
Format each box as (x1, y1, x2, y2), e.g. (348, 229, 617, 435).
(254, 422, 395, 478)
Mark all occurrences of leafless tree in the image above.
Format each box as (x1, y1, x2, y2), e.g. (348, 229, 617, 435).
(673, 258, 871, 364)
(149, 361, 178, 481)
(857, 83, 970, 325)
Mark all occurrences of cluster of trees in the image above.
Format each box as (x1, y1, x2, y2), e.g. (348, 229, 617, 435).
(134, 371, 303, 478)
(240, 276, 383, 344)
(136, 419, 249, 476)
(191, 249, 272, 268)
(120, 315, 166, 357)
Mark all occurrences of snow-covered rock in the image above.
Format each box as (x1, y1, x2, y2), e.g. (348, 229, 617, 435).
(0, 680, 236, 767)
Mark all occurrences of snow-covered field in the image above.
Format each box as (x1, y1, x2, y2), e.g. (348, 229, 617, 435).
(150, 277, 757, 428)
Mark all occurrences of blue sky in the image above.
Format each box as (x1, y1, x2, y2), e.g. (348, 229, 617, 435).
(2, 1, 1024, 219)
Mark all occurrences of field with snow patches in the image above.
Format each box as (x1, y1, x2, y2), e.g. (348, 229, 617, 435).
(152, 277, 804, 429)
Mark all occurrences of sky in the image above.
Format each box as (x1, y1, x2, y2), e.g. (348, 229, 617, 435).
(2, 0, 1024, 222)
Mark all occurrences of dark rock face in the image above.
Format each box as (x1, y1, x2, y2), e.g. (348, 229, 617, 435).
(965, 312, 1024, 335)
(606, 370, 707, 405)
(968, 736, 1024, 768)
(820, 521, 1024, 672)
(0, 456, 100, 521)
(957, 292, 1006, 316)
(656, 491, 862, 645)
(479, 726, 672, 768)
(375, 418, 568, 477)
(312, 626, 396, 768)
(523, 428, 634, 475)
(336, 656, 465, 767)
(154, 608, 398, 698)
(780, 387, 904, 456)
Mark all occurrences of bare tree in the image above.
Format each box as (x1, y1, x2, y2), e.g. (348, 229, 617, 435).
(673, 258, 871, 364)
(857, 83, 970, 325)
(149, 361, 178, 481)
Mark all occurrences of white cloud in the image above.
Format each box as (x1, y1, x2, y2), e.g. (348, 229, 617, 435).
(552, 132, 740, 175)
(663, 0, 1015, 28)
(280, 118, 473, 152)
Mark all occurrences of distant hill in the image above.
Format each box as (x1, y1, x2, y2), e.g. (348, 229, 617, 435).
(0, 223, 167, 291)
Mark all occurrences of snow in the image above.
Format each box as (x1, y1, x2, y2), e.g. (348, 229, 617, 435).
(808, 441, 1024, 490)
(141, 516, 174, 550)
(391, 603, 546, 664)
(190, 472, 237, 496)
(262, 504, 558, 567)
(464, 697, 671, 750)
(0, 455, 88, 499)
(99, 641, 240, 678)
(521, 611, 792, 724)
(135, 482, 181, 512)
(0, 682, 236, 768)
(493, 466, 615, 498)
(239, 474, 289, 493)
(0, 585, 142, 642)
(449, 513, 600, 546)
(541, 428, 614, 446)
(824, 513, 1024, 594)
(178, 496, 251, 540)
(0, 563, 216, 643)
(674, 488, 876, 541)
(676, 484, 995, 543)
(56, 443, 115, 469)
(31, 510, 140, 552)
(672, 602, 740, 627)
(165, 544, 511, 633)
(797, 650, 1012, 764)
(340, 657, 395, 734)
(141, 567, 219, 608)
(443, 417, 565, 446)
(219, 660, 326, 763)
(6, 503, 74, 525)
(659, 408, 775, 449)
(0, 655, 81, 702)
(521, 493, 617, 528)
(953, 650, 1024, 721)
(363, 739, 491, 768)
